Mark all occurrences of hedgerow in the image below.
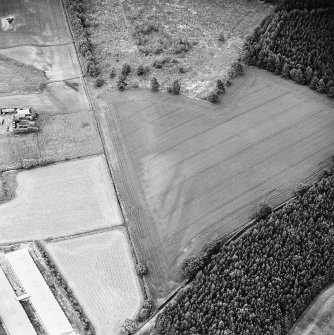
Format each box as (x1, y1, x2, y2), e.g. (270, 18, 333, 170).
(65, 0, 99, 77)
(156, 168, 334, 335)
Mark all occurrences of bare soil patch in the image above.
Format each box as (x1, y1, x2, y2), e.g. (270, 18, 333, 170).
(47, 229, 142, 335)
(85, 0, 272, 97)
(0, 155, 122, 243)
(0, 0, 70, 48)
(0, 44, 80, 82)
(94, 67, 334, 301)
(289, 284, 334, 335)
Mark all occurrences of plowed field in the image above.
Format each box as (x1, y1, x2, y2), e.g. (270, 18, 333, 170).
(47, 229, 142, 335)
(95, 67, 334, 301)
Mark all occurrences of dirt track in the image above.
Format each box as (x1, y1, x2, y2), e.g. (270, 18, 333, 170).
(93, 68, 334, 301)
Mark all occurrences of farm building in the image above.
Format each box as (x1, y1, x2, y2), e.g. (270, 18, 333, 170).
(0, 107, 39, 133)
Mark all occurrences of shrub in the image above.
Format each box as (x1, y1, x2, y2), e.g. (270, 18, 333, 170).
(205, 90, 220, 103)
(216, 79, 225, 94)
(218, 31, 225, 42)
(121, 63, 131, 76)
(95, 77, 105, 88)
(86, 62, 99, 77)
(109, 67, 116, 79)
(168, 79, 181, 95)
(182, 256, 205, 279)
(22, 159, 38, 169)
(137, 65, 145, 76)
(117, 75, 128, 91)
(179, 66, 188, 74)
(294, 182, 310, 196)
(150, 77, 160, 92)
(255, 200, 272, 220)
(152, 58, 163, 69)
(329, 86, 334, 98)
(135, 263, 148, 277)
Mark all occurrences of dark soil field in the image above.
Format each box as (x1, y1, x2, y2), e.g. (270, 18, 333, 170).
(93, 67, 334, 302)
(85, 0, 273, 97)
(289, 284, 334, 335)
(0, 0, 70, 48)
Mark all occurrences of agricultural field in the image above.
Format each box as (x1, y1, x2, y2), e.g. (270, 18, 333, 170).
(85, 0, 273, 97)
(0, 44, 80, 82)
(0, 0, 103, 168)
(0, 0, 70, 48)
(47, 229, 142, 335)
(0, 54, 46, 95)
(290, 284, 334, 335)
(0, 155, 122, 243)
(94, 67, 334, 301)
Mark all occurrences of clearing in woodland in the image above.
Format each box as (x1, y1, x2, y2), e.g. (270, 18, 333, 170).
(95, 67, 334, 301)
(0, 155, 122, 243)
(85, 0, 273, 97)
(47, 229, 142, 335)
(289, 284, 334, 335)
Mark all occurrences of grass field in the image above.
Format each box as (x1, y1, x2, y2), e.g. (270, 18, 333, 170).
(0, 155, 122, 243)
(86, 0, 272, 97)
(47, 229, 142, 335)
(290, 284, 334, 335)
(94, 67, 334, 301)
(0, 0, 70, 48)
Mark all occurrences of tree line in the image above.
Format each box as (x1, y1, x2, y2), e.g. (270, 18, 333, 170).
(155, 168, 334, 335)
(261, 0, 333, 10)
(243, 8, 334, 98)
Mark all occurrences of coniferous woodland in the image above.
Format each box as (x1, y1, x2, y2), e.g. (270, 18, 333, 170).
(243, 4, 334, 98)
(156, 169, 334, 335)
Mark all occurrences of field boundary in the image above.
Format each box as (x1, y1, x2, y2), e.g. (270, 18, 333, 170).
(60, 0, 148, 301)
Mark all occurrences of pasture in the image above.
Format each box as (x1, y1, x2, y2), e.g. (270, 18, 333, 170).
(95, 67, 334, 300)
(0, 0, 69, 48)
(289, 284, 334, 335)
(0, 155, 122, 243)
(47, 229, 142, 335)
